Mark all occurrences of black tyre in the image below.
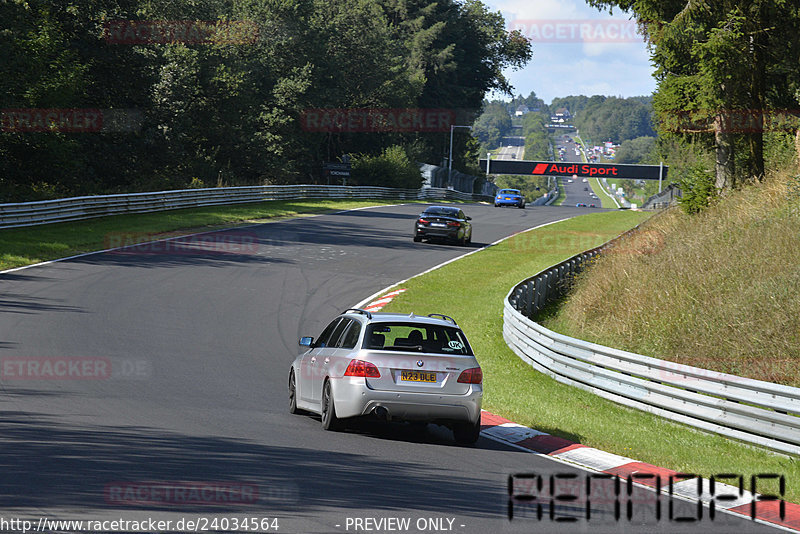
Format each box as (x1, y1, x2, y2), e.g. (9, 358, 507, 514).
(321, 379, 342, 431)
(288, 369, 300, 414)
(518, 203, 525, 209)
(452, 419, 481, 444)
(413, 235, 422, 242)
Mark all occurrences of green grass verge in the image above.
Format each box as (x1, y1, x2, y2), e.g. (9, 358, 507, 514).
(551, 181, 566, 206)
(379, 210, 798, 503)
(0, 198, 415, 271)
(589, 178, 619, 209)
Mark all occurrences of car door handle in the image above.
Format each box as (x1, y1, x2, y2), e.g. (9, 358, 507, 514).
(324, 357, 330, 364)
(310, 357, 317, 363)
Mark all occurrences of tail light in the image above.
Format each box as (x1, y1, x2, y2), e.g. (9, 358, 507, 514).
(457, 367, 482, 384)
(418, 218, 429, 224)
(446, 221, 461, 227)
(344, 359, 381, 378)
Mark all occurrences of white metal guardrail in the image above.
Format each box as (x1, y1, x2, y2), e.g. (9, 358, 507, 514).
(0, 186, 491, 229)
(503, 233, 800, 456)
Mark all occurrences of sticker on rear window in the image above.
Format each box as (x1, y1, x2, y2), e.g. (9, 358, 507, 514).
(448, 340, 464, 350)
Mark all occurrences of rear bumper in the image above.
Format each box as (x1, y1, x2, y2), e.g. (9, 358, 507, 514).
(495, 199, 523, 206)
(331, 376, 482, 423)
(415, 227, 459, 240)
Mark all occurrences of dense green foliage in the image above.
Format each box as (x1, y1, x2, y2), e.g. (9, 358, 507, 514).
(505, 91, 547, 115)
(473, 91, 549, 156)
(472, 101, 513, 149)
(587, 0, 800, 190)
(677, 163, 717, 214)
(572, 96, 655, 143)
(614, 136, 657, 164)
(0, 0, 531, 201)
(550, 95, 590, 117)
(520, 111, 551, 160)
(350, 145, 423, 189)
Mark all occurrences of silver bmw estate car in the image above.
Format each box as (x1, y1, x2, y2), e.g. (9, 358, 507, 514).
(289, 309, 483, 444)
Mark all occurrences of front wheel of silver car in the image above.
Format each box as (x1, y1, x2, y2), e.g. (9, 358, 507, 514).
(289, 369, 301, 415)
(452, 419, 481, 445)
(321, 379, 342, 431)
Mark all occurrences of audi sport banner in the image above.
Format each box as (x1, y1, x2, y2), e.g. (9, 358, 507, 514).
(480, 159, 667, 180)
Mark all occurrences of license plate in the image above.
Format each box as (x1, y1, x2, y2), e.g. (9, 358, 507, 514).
(401, 370, 436, 382)
(504, 197, 512, 200)
(431, 223, 446, 227)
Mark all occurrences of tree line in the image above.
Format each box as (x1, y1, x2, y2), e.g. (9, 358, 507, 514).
(0, 0, 531, 201)
(473, 91, 654, 161)
(571, 96, 656, 144)
(588, 0, 800, 195)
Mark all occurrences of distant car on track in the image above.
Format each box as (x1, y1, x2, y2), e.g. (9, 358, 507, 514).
(289, 309, 483, 444)
(589, 204, 596, 208)
(413, 206, 472, 245)
(494, 189, 525, 209)
(576, 203, 587, 207)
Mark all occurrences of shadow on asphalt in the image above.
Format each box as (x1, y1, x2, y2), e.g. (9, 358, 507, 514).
(0, 411, 504, 517)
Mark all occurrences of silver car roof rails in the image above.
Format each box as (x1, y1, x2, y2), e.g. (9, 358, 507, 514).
(427, 313, 457, 325)
(343, 308, 372, 319)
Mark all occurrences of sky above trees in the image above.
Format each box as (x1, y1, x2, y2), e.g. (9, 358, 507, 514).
(484, 0, 656, 102)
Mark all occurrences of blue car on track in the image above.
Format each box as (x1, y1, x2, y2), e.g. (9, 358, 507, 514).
(494, 189, 525, 209)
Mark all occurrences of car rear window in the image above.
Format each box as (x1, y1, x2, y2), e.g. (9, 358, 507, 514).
(363, 323, 473, 355)
(422, 207, 458, 217)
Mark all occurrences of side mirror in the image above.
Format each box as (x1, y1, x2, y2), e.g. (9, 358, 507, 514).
(465, 216, 472, 221)
(299, 336, 314, 347)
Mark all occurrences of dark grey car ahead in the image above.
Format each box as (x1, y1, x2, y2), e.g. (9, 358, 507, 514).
(413, 206, 472, 245)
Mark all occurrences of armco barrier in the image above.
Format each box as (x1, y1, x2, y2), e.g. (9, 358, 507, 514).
(504, 232, 800, 456)
(0, 186, 492, 229)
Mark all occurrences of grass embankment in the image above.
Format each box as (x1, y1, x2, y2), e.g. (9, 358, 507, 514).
(542, 170, 800, 387)
(380, 209, 798, 502)
(0, 199, 411, 271)
(589, 178, 619, 208)
(551, 179, 566, 206)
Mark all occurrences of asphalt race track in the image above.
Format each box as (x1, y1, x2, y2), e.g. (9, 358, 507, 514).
(555, 134, 602, 208)
(0, 204, 776, 533)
